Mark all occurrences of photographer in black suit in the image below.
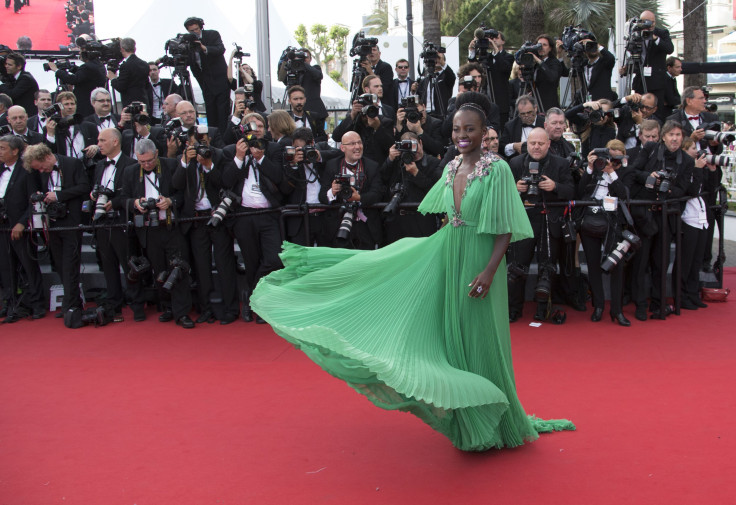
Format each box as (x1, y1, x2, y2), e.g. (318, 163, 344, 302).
(394, 94, 446, 157)
(661, 57, 682, 118)
(108, 38, 151, 110)
(25, 144, 90, 317)
(0, 52, 39, 116)
(287, 85, 328, 143)
(27, 89, 53, 134)
(120, 139, 194, 328)
(89, 128, 137, 321)
(0, 135, 46, 322)
(362, 45, 395, 108)
(6, 106, 44, 145)
(500, 95, 545, 160)
(385, 59, 413, 111)
(468, 30, 515, 127)
(582, 40, 617, 101)
(278, 48, 328, 124)
(530, 35, 563, 112)
(44, 92, 99, 174)
(173, 126, 238, 325)
(184, 17, 231, 132)
(120, 106, 166, 159)
(507, 128, 575, 322)
(48, 49, 106, 118)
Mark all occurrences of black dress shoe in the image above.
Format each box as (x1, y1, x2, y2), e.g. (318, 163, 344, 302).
(159, 310, 174, 322)
(691, 298, 708, 308)
(590, 307, 603, 322)
(680, 300, 699, 310)
(611, 313, 631, 327)
(55, 311, 64, 319)
(254, 313, 266, 324)
(32, 307, 47, 319)
(196, 309, 216, 324)
(650, 305, 674, 319)
(176, 315, 195, 329)
(634, 306, 647, 321)
(0, 305, 7, 318)
(242, 310, 254, 323)
(4, 313, 20, 324)
(220, 313, 237, 325)
(509, 311, 521, 323)
(133, 307, 146, 322)
(533, 307, 546, 321)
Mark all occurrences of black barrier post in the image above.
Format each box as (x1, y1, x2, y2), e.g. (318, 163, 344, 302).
(656, 201, 668, 320)
(673, 205, 682, 316)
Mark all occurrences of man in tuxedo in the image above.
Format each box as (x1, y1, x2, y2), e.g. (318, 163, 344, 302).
(362, 45, 394, 108)
(394, 95, 446, 157)
(507, 128, 575, 322)
(184, 17, 231, 132)
(27, 89, 53, 134)
(0, 53, 39, 116)
(89, 128, 136, 320)
(173, 127, 238, 325)
(48, 50, 106, 117)
(287, 85, 327, 142)
(362, 74, 395, 120)
(331, 89, 395, 165)
(108, 38, 150, 109)
(0, 94, 10, 127)
(468, 31, 515, 128)
(166, 100, 224, 157)
(221, 132, 285, 323)
(580, 38, 617, 101)
(417, 52, 455, 119)
(121, 111, 166, 159)
(500, 95, 546, 160)
(544, 108, 576, 158)
(385, 59, 413, 111)
(161, 93, 183, 126)
(625, 10, 674, 122)
(661, 56, 682, 119)
(6, 106, 44, 145)
(24, 143, 90, 317)
(147, 63, 171, 123)
(319, 131, 385, 249)
(530, 35, 563, 112)
(0, 135, 46, 322)
(84, 88, 120, 131)
(120, 139, 194, 328)
(44, 92, 99, 171)
(278, 48, 328, 125)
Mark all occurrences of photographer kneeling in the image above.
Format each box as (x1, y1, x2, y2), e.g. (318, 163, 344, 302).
(380, 132, 442, 244)
(578, 141, 635, 326)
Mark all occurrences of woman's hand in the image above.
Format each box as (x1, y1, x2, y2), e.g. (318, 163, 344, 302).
(468, 269, 495, 298)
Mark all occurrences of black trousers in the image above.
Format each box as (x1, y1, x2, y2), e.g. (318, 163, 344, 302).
(202, 87, 231, 132)
(506, 234, 561, 315)
(631, 212, 672, 312)
(677, 222, 708, 302)
(286, 212, 331, 247)
(186, 219, 239, 317)
(581, 232, 624, 314)
(702, 212, 721, 267)
(0, 229, 45, 311)
(48, 229, 83, 313)
(137, 226, 192, 319)
(231, 209, 283, 302)
(95, 225, 140, 312)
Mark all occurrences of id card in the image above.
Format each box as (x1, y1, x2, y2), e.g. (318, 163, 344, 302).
(643, 66, 652, 77)
(53, 186, 62, 192)
(603, 196, 618, 212)
(251, 183, 262, 195)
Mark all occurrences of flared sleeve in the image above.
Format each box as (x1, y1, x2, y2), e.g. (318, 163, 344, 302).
(417, 163, 451, 215)
(477, 160, 534, 243)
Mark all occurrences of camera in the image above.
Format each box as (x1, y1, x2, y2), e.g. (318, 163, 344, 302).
(159, 257, 190, 293)
(127, 255, 151, 283)
(514, 41, 543, 67)
(335, 202, 359, 245)
(383, 183, 406, 217)
(284, 145, 319, 167)
(522, 161, 541, 196)
(590, 147, 627, 171)
(357, 93, 380, 118)
(124, 101, 145, 116)
(458, 75, 476, 91)
(91, 184, 115, 222)
(207, 189, 242, 227)
(41, 103, 63, 122)
(164, 117, 190, 144)
(507, 262, 529, 284)
(645, 170, 672, 193)
(420, 40, 446, 70)
(702, 127, 735, 146)
(43, 58, 78, 73)
(349, 31, 378, 60)
(64, 305, 116, 329)
(698, 150, 732, 167)
(30, 193, 47, 229)
(473, 24, 499, 57)
(232, 43, 250, 60)
(75, 37, 123, 70)
(333, 175, 354, 202)
(47, 201, 68, 221)
(625, 18, 654, 56)
(166, 33, 198, 56)
(195, 145, 213, 159)
(400, 95, 421, 123)
(560, 25, 596, 54)
(601, 230, 641, 272)
(135, 198, 160, 227)
(394, 139, 418, 165)
(578, 107, 619, 123)
(535, 262, 556, 302)
(701, 86, 718, 113)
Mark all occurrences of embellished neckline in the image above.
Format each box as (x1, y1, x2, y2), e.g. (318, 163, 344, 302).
(446, 152, 498, 227)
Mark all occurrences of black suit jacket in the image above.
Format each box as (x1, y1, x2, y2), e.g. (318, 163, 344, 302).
(500, 114, 546, 160)
(289, 110, 328, 143)
(628, 141, 693, 204)
(27, 155, 90, 227)
(418, 66, 456, 116)
(0, 70, 40, 116)
(221, 152, 284, 209)
(172, 148, 226, 235)
(12, 130, 44, 146)
(372, 60, 395, 106)
(666, 109, 722, 153)
(55, 60, 107, 117)
(661, 74, 681, 119)
(83, 113, 121, 131)
(632, 28, 675, 93)
(188, 30, 230, 96)
(533, 57, 562, 111)
(396, 114, 447, 157)
(1, 161, 32, 227)
(27, 115, 46, 134)
(386, 77, 414, 111)
(121, 126, 167, 159)
(586, 49, 617, 101)
(46, 122, 99, 158)
(93, 152, 134, 217)
(111, 54, 151, 108)
(331, 114, 395, 165)
(0, 112, 6, 127)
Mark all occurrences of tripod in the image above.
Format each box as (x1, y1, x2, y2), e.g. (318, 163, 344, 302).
(623, 52, 647, 96)
(512, 65, 544, 118)
(478, 54, 496, 104)
(560, 58, 588, 108)
(170, 64, 196, 105)
(349, 58, 368, 104)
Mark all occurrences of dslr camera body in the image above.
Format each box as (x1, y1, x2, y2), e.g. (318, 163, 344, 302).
(357, 93, 380, 118)
(400, 95, 421, 123)
(394, 139, 418, 165)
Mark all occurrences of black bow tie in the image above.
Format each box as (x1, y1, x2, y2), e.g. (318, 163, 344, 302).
(99, 116, 111, 122)
(152, 82, 161, 87)
(398, 80, 408, 83)
(293, 116, 303, 121)
(105, 159, 116, 166)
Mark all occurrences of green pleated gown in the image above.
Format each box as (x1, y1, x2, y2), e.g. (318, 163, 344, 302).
(250, 153, 574, 451)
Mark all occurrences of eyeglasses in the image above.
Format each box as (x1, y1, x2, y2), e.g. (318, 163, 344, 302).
(95, 99, 112, 103)
(342, 141, 363, 147)
(483, 137, 498, 142)
(397, 66, 409, 69)
(518, 110, 536, 117)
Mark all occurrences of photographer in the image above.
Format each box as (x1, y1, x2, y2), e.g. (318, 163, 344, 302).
(227, 56, 266, 113)
(627, 120, 693, 320)
(25, 143, 90, 318)
(166, 100, 224, 158)
(565, 99, 617, 157)
(286, 85, 328, 143)
(380, 131, 441, 243)
(278, 48, 327, 123)
(120, 139, 194, 328)
(395, 94, 446, 157)
(147, 62, 172, 123)
(544, 108, 575, 158)
(173, 126, 238, 325)
(416, 51, 455, 119)
(27, 89, 53, 133)
(221, 125, 285, 324)
(662, 56, 682, 118)
(319, 131, 385, 249)
(331, 78, 395, 164)
(6, 106, 44, 145)
(507, 128, 575, 322)
(0, 52, 39, 116)
(482, 127, 500, 155)
(360, 45, 394, 108)
(121, 105, 166, 159)
(530, 35, 563, 111)
(678, 138, 718, 309)
(666, 86, 721, 152)
(575, 36, 616, 101)
(625, 119, 661, 161)
(44, 92, 99, 168)
(108, 38, 151, 110)
(385, 59, 413, 111)
(84, 88, 120, 131)
(500, 95, 545, 160)
(615, 93, 661, 149)
(578, 141, 634, 326)
(0, 135, 46, 322)
(89, 128, 136, 321)
(184, 17, 233, 132)
(468, 28, 514, 127)
(281, 127, 338, 246)
(442, 63, 501, 139)
(47, 49, 106, 117)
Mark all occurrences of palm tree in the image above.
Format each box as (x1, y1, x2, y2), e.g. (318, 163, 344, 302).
(365, 7, 389, 36)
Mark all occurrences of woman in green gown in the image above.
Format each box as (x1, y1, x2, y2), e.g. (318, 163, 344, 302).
(250, 92, 574, 451)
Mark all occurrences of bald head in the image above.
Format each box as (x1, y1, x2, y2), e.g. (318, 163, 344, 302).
(527, 128, 550, 160)
(8, 105, 28, 133)
(640, 10, 656, 26)
(98, 127, 122, 158)
(164, 94, 183, 117)
(340, 131, 363, 163)
(176, 100, 196, 128)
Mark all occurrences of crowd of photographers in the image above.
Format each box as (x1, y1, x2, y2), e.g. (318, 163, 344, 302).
(0, 11, 730, 329)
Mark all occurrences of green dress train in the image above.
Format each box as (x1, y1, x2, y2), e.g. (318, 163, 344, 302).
(250, 153, 574, 451)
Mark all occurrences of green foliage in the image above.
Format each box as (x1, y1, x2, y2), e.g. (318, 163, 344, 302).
(365, 7, 389, 35)
(329, 70, 345, 88)
(294, 23, 351, 87)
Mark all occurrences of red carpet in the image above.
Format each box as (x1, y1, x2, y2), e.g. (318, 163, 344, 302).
(1, 0, 71, 51)
(1, 269, 736, 504)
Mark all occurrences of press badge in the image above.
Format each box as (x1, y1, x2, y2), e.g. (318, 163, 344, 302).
(603, 196, 618, 212)
(53, 186, 62, 192)
(251, 184, 262, 194)
(643, 66, 652, 77)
